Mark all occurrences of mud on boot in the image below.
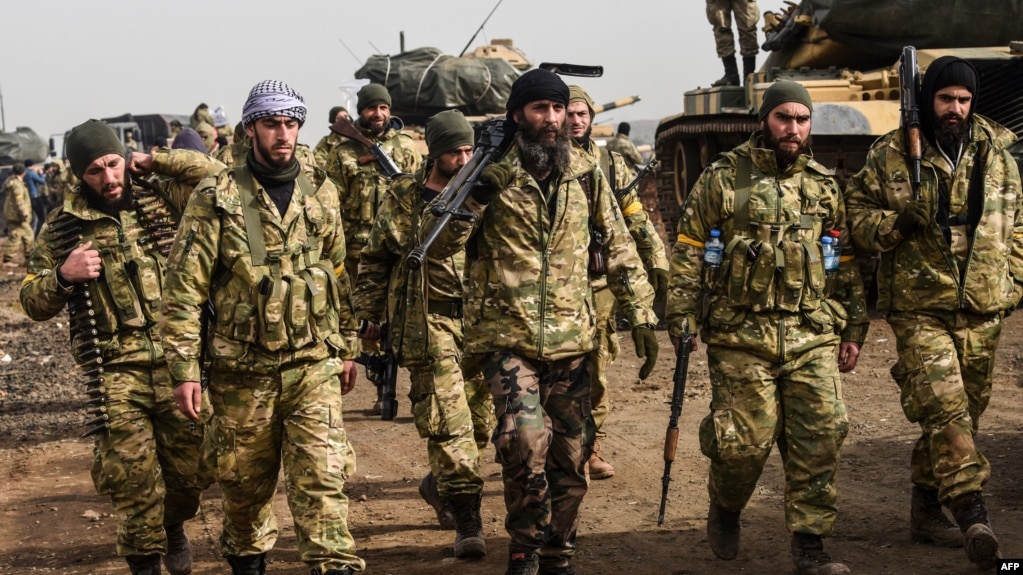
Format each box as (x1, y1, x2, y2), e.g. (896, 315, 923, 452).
(910, 486, 962, 548)
(126, 554, 162, 575)
(791, 532, 850, 575)
(951, 492, 1001, 570)
(419, 471, 456, 529)
(449, 492, 486, 558)
(226, 553, 267, 575)
(707, 501, 741, 560)
(163, 522, 193, 575)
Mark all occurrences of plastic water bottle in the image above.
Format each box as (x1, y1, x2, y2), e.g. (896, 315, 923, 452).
(704, 229, 724, 269)
(829, 229, 842, 268)
(822, 235, 839, 274)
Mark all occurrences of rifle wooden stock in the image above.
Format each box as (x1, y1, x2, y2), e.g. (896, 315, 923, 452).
(658, 325, 692, 525)
(329, 115, 402, 179)
(900, 46, 923, 201)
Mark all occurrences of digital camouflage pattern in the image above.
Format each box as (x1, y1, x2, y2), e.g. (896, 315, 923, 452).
(603, 133, 644, 175)
(2, 176, 33, 262)
(845, 116, 1022, 506)
(325, 121, 422, 279)
(313, 132, 348, 182)
(706, 0, 760, 58)
(665, 132, 867, 535)
(20, 149, 218, 556)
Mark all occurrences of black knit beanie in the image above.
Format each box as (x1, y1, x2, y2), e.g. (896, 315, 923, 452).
(329, 106, 347, 124)
(66, 119, 125, 179)
(506, 69, 569, 119)
(920, 56, 979, 145)
(617, 122, 631, 136)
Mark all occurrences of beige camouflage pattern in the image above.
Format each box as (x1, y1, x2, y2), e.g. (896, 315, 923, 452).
(3, 176, 33, 262)
(213, 141, 324, 188)
(603, 134, 644, 174)
(706, 0, 760, 58)
(313, 132, 347, 183)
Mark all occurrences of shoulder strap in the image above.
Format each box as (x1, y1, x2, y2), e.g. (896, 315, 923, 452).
(734, 155, 752, 234)
(234, 165, 269, 266)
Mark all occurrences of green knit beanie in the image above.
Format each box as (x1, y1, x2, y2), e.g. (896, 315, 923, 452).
(357, 83, 392, 113)
(759, 81, 813, 121)
(66, 119, 125, 179)
(425, 110, 474, 159)
(568, 85, 596, 116)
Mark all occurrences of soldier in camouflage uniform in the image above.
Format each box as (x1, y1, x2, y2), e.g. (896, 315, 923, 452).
(566, 86, 669, 480)
(20, 120, 218, 575)
(707, 0, 760, 87)
(314, 106, 350, 179)
(161, 80, 364, 575)
(845, 57, 1021, 570)
(189, 102, 215, 130)
(354, 109, 494, 558)
(2, 164, 33, 266)
(603, 122, 644, 176)
(423, 69, 659, 575)
(666, 81, 868, 575)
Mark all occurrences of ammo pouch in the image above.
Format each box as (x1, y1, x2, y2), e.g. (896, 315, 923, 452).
(720, 237, 826, 314)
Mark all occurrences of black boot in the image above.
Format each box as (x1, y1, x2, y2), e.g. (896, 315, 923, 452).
(449, 492, 486, 558)
(226, 553, 267, 575)
(311, 567, 355, 575)
(951, 492, 1001, 570)
(707, 501, 741, 560)
(419, 471, 456, 529)
(711, 56, 740, 87)
(163, 522, 193, 575)
(742, 55, 757, 84)
(910, 486, 963, 547)
(791, 533, 850, 575)
(126, 554, 162, 575)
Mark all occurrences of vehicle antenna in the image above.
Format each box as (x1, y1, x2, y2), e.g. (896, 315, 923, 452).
(0, 82, 6, 132)
(368, 41, 383, 55)
(458, 0, 504, 57)
(337, 38, 362, 67)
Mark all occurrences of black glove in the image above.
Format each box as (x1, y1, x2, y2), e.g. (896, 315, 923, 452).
(471, 163, 515, 205)
(650, 268, 669, 301)
(631, 324, 659, 380)
(895, 201, 930, 237)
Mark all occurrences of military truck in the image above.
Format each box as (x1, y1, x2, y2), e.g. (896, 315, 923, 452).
(652, 0, 1023, 242)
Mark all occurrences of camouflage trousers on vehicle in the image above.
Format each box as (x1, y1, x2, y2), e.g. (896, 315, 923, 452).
(1, 220, 34, 263)
(481, 351, 593, 567)
(701, 343, 848, 536)
(888, 310, 998, 505)
(590, 285, 621, 440)
(89, 365, 211, 557)
(208, 357, 365, 572)
(706, 0, 760, 58)
(409, 313, 494, 497)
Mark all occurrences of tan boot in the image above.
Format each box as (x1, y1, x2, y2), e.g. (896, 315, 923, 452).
(587, 441, 614, 480)
(910, 486, 963, 547)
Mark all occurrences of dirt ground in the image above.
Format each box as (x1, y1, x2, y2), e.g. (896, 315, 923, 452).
(1, 259, 1022, 575)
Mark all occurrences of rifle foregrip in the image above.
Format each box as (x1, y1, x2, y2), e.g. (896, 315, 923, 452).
(663, 427, 679, 461)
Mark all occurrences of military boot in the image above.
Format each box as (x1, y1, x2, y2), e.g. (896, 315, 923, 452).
(711, 56, 740, 87)
(791, 533, 850, 575)
(449, 492, 486, 558)
(163, 522, 193, 575)
(742, 55, 757, 84)
(586, 441, 614, 480)
(419, 471, 456, 529)
(226, 553, 267, 575)
(538, 562, 577, 575)
(707, 501, 741, 560)
(310, 567, 355, 575)
(126, 554, 162, 575)
(951, 492, 1001, 570)
(505, 551, 539, 575)
(910, 486, 963, 547)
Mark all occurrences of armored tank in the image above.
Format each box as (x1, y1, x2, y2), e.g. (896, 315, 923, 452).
(652, 0, 1023, 242)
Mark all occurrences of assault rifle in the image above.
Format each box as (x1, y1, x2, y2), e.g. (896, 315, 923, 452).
(355, 324, 398, 421)
(615, 158, 659, 203)
(900, 45, 923, 201)
(329, 115, 403, 179)
(658, 321, 692, 525)
(406, 117, 516, 270)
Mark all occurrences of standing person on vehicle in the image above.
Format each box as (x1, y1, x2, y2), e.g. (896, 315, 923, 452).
(566, 85, 668, 480)
(707, 0, 760, 87)
(422, 69, 659, 575)
(845, 56, 1021, 570)
(666, 81, 868, 574)
(161, 80, 365, 575)
(20, 120, 217, 575)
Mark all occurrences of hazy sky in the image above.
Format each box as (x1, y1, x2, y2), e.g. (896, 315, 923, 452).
(0, 0, 766, 147)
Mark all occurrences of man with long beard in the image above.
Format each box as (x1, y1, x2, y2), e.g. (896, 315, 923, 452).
(422, 69, 659, 575)
(666, 80, 868, 574)
(161, 80, 364, 575)
(20, 120, 217, 575)
(846, 56, 1021, 571)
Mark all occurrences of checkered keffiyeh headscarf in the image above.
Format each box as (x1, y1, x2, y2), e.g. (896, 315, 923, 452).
(241, 80, 307, 127)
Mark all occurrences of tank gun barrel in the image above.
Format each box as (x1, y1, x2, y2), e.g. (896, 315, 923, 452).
(593, 96, 640, 115)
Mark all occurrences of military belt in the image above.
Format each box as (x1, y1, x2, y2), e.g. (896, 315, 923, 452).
(427, 300, 463, 319)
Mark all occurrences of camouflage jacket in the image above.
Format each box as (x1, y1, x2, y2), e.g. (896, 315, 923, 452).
(160, 162, 358, 383)
(666, 133, 869, 357)
(213, 142, 323, 187)
(327, 122, 422, 249)
(313, 132, 348, 181)
(20, 149, 215, 368)
(845, 115, 1023, 314)
(353, 168, 464, 364)
(3, 177, 30, 223)
(604, 134, 643, 173)
(424, 142, 658, 361)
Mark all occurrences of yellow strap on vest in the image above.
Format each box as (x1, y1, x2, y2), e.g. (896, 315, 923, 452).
(676, 233, 704, 248)
(621, 200, 643, 217)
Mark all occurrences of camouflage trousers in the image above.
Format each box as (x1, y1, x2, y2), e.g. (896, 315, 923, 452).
(590, 285, 621, 440)
(1, 220, 33, 263)
(408, 312, 494, 497)
(482, 351, 593, 567)
(706, 0, 760, 58)
(208, 357, 364, 572)
(701, 343, 848, 536)
(888, 310, 999, 504)
(90, 365, 211, 557)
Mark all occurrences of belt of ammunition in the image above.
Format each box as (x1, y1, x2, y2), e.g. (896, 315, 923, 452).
(79, 356, 104, 369)
(78, 347, 102, 360)
(81, 423, 110, 438)
(83, 367, 104, 378)
(85, 413, 109, 426)
(85, 396, 106, 407)
(84, 386, 106, 397)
